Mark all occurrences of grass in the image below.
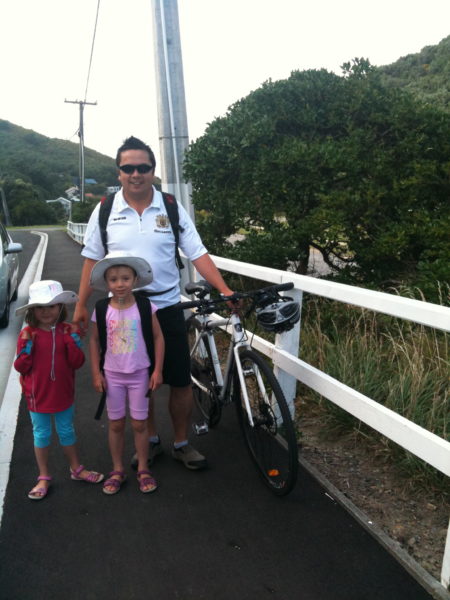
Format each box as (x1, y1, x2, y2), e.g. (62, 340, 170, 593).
(296, 293, 449, 497)
(7, 224, 65, 230)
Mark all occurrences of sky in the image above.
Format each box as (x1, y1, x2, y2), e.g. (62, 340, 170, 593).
(2, 0, 450, 173)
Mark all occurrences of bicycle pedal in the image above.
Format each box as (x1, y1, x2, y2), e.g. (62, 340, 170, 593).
(193, 421, 209, 435)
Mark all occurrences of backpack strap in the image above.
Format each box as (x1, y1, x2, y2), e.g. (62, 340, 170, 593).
(98, 194, 114, 256)
(98, 191, 184, 270)
(93, 297, 110, 420)
(161, 192, 185, 270)
(134, 293, 155, 377)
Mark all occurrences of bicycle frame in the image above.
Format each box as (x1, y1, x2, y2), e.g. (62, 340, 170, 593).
(190, 310, 262, 428)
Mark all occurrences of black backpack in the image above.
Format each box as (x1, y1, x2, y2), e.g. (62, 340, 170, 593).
(98, 191, 185, 270)
(93, 293, 155, 420)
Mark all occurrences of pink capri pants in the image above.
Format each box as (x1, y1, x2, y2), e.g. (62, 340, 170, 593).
(104, 368, 149, 421)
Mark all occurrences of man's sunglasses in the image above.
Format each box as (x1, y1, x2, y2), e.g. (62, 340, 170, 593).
(119, 163, 153, 174)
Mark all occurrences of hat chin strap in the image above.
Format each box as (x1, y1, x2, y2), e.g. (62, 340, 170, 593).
(50, 304, 64, 326)
(49, 304, 64, 381)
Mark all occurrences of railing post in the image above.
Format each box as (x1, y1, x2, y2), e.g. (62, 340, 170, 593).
(442, 517, 450, 590)
(274, 288, 303, 418)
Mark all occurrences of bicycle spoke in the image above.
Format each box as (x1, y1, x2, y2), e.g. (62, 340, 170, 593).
(186, 316, 222, 427)
(235, 349, 298, 496)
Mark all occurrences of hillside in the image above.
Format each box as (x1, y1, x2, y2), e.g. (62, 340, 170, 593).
(0, 119, 117, 199)
(378, 34, 450, 111)
(2, 34, 449, 201)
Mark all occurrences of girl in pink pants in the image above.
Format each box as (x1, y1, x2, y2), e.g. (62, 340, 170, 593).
(89, 252, 164, 495)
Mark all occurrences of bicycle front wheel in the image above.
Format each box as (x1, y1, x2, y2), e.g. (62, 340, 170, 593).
(234, 349, 298, 496)
(186, 315, 222, 427)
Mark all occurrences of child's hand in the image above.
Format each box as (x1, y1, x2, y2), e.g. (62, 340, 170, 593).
(149, 370, 163, 393)
(93, 373, 106, 394)
(64, 323, 80, 336)
(20, 328, 35, 341)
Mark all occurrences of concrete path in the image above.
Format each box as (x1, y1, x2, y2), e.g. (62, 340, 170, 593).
(0, 230, 437, 600)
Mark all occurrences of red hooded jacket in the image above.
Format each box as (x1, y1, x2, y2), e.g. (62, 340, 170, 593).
(14, 323, 85, 413)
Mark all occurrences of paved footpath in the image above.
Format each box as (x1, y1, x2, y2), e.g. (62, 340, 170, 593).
(0, 230, 437, 599)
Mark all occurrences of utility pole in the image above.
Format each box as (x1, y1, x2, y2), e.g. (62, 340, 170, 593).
(151, 0, 192, 218)
(64, 99, 97, 202)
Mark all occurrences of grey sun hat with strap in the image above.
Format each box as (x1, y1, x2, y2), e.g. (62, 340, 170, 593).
(89, 251, 153, 291)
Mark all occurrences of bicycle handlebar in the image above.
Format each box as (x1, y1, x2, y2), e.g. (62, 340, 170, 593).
(177, 281, 294, 311)
(177, 298, 205, 310)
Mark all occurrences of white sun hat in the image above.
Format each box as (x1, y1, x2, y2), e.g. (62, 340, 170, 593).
(89, 251, 153, 291)
(16, 280, 78, 316)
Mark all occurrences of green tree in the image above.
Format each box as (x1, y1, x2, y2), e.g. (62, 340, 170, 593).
(379, 34, 450, 112)
(71, 198, 99, 222)
(184, 62, 450, 295)
(0, 177, 59, 225)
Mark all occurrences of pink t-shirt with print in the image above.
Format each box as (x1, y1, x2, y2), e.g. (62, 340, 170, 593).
(92, 301, 157, 373)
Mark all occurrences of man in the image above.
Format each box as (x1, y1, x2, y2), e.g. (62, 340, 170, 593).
(73, 136, 233, 470)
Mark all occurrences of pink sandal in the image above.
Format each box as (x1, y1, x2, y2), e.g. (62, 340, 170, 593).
(28, 476, 52, 500)
(137, 470, 158, 494)
(70, 465, 104, 484)
(102, 471, 127, 495)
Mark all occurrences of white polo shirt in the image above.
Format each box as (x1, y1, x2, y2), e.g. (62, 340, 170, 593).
(82, 187, 207, 308)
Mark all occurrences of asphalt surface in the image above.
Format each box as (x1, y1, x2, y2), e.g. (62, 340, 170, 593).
(0, 229, 436, 600)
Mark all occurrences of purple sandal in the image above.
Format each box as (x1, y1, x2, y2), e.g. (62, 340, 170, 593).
(71, 464, 104, 484)
(102, 471, 127, 495)
(137, 470, 158, 494)
(28, 476, 52, 500)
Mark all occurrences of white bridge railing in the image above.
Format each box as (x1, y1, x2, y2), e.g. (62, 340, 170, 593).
(67, 221, 86, 245)
(68, 221, 450, 591)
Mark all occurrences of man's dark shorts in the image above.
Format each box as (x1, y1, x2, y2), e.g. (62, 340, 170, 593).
(156, 304, 191, 387)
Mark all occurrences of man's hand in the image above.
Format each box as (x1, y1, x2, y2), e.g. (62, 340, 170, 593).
(63, 323, 80, 336)
(72, 304, 89, 337)
(73, 257, 98, 337)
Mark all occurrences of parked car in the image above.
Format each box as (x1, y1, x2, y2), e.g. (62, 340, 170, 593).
(0, 223, 22, 328)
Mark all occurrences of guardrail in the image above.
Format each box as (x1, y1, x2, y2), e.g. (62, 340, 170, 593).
(67, 220, 449, 590)
(67, 221, 86, 245)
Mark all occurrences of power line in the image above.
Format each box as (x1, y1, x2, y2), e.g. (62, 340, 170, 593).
(64, 1, 101, 203)
(84, 0, 101, 102)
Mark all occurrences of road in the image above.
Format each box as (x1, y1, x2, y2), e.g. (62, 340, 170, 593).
(0, 229, 438, 600)
(0, 229, 40, 404)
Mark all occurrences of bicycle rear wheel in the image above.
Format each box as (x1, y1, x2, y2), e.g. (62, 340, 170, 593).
(186, 315, 222, 427)
(234, 349, 298, 496)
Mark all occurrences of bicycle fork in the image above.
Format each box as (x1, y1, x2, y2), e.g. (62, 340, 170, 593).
(228, 314, 266, 429)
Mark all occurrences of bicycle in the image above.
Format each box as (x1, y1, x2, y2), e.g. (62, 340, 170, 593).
(179, 280, 300, 496)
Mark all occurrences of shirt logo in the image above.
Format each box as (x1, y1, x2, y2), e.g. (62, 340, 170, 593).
(155, 214, 170, 229)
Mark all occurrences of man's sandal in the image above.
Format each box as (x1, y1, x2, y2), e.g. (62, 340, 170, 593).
(28, 476, 52, 500)
(102, 471, 127, 495)
(137, 470, 158, 493)
(70, 465, 104, 484)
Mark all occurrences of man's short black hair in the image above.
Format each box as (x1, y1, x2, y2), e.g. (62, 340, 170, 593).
(116, 136, 156, 169)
